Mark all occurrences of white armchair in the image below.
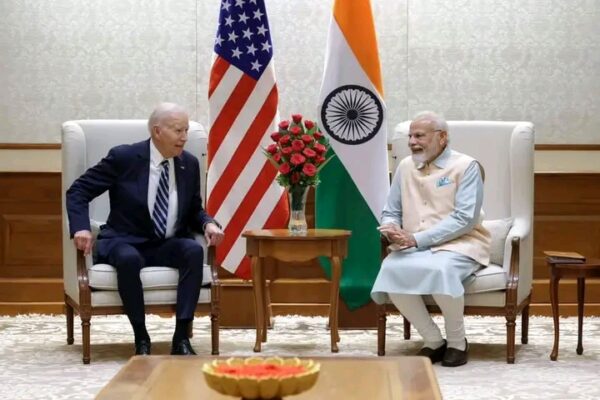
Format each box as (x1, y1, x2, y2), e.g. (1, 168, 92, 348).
(61, 120, 220, 364)
(377, 120, 534, 363)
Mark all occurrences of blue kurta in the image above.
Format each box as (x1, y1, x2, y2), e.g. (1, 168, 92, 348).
(371, 146, 484, 303)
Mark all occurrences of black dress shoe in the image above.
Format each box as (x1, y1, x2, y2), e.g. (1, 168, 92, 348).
(135, 339, 151, 356)
(171, 338, 197, 355)
(442, 339, 469, 367)
(417, 340, 447, 364)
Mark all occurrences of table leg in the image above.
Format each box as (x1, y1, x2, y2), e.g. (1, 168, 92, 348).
(261, 260, 268, 343)
(577, 277, 585, 355)
(549, 266, 560, 361)
(329, 256, 342, 352)
(251, 256, 264, 352)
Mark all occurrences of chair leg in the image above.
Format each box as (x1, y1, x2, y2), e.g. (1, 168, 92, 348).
(403, 317, 411, 340)
(65, 302, 74, 345)
(187, 320, 194, 339)
(211, 312, 220, 355)
(81, 315, 91, 364)
(506, 314, 516, 364)
(521, 305, 530, 344)
(377, 306, 386, 356)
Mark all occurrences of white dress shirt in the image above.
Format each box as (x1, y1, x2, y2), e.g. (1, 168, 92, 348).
(148, 140, 178, 238)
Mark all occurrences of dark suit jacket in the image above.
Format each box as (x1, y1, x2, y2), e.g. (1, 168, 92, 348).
(66, 139, 215, 259)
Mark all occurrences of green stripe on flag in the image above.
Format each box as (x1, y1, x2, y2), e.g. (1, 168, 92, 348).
(316, 150, 381, 310)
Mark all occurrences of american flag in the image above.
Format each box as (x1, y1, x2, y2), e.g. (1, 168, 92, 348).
(207, 0, 288, 279)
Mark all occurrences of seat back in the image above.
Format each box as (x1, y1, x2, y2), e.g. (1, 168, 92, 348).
(391, 121, 534, 303)
(61, 120, 208, 301)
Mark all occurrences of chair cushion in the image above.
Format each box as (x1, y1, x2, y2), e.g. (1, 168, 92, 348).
(482, 218, 513, 265)
(464, 264, 506, 294)
(88, 263, 213, 290)
(91, 287, 211, 306)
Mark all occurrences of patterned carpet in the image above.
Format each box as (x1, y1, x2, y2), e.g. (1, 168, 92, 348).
(1, 313, 599, 399)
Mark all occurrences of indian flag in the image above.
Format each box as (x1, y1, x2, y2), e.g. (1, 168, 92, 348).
(316, 0, 389, 310)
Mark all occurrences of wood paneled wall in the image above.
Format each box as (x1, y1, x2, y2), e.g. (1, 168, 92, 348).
(2, 172, 600, 322)
(0, 173, 63, 314)
(532, 173, 600, 315)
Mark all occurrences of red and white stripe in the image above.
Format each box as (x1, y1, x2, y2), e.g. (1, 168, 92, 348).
(207, 56, 288, 279)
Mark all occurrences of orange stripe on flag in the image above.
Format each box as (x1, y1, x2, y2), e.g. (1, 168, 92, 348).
(333, 0, 383, 96)
(208, 57, 230, 98)
(207, 85, 278, 216)
(207, 74, 257, 166)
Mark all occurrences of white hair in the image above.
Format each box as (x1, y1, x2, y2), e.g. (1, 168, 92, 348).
(148, 102, 188, 132)
(412, 111, 449, 132)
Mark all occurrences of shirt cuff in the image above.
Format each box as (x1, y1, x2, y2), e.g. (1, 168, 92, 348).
(413, 231, 433, 249)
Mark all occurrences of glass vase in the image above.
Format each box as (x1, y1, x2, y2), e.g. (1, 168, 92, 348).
(287, 185, 309, 235)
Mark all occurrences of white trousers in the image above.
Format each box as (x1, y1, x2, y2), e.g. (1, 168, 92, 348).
(389, 293, 466, 350)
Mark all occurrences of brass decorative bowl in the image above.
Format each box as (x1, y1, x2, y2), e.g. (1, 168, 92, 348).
(202, 357, 320, 399)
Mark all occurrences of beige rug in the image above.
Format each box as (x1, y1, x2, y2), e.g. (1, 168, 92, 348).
(1, 314, 599, 399)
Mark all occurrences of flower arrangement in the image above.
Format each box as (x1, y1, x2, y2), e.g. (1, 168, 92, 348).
(264, 113, 332, 190)
(264, 114, 333, 234)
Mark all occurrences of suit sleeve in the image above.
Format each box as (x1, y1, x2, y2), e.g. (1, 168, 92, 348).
(189, 157, 219, 233)
(65, 148, 119, 237)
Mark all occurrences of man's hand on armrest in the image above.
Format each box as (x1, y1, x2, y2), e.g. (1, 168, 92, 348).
(73, 230, 93, 256)
(204, 222, 224, 246)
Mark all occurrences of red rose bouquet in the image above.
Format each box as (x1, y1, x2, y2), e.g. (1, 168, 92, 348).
(264, 114, 333, 233)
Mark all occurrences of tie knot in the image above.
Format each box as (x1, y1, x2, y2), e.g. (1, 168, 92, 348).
(161, 160, 169, 169)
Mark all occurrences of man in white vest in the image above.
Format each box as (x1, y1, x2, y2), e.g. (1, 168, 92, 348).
(371, 111, 491, 367)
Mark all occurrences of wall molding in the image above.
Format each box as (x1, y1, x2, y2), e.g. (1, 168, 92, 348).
(0, 143, 61, 150)
(535, 144, 600, 151)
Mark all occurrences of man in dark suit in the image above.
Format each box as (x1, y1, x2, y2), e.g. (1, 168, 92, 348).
(66, 103, 224, 356)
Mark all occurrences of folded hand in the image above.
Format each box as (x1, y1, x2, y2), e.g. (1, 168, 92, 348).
(377, 224, 416, 249)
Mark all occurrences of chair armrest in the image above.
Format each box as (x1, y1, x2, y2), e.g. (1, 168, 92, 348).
(194, 233, 220, 287)
(207, 245, 220, 286)
(502, 217, 531, 272)
(507, 218, 531, 242)
(76, 249, 92, 309)
(504, 217, 532, 307)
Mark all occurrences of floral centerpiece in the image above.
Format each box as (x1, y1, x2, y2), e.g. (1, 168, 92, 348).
(264, 114, 332, 235)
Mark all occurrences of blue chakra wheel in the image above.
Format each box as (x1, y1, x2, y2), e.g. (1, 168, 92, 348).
(320, 84, 383, 145)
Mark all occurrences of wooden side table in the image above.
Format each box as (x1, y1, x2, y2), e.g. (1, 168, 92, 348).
(547, 258, 600, 361)
(242, 229, 351, 353)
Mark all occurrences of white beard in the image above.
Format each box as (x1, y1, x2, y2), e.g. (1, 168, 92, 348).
(411, 152, 427, 164)
(411, 141, 444, 165)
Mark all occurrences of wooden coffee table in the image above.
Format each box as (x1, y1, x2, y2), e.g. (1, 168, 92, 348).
(96, 356, 442, 399)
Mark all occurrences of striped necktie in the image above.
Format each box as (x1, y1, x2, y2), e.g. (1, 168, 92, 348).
(152, 159, 169, 239)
